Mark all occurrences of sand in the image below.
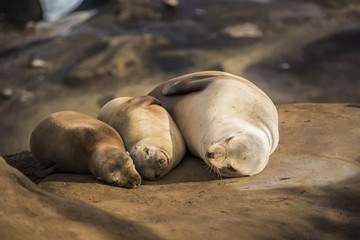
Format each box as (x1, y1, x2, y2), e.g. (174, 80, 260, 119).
(1, 103, 359, 239)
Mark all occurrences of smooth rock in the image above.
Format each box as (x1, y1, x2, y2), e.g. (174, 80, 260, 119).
(0, 156, 160, 240)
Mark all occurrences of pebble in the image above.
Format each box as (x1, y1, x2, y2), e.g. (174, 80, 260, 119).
(2, 88, 14, 98)
(20, 91, 34, 102)
(194, 8, 206, 16)
(30, 58, 52, 69)
(223, 23, 263, 38)
(280, 62, 291, 69)
(163, 0, 179, 8)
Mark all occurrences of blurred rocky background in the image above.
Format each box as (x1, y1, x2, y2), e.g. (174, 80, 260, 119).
(1, 0, 360, 154)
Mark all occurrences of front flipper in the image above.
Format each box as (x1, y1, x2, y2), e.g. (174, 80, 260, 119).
(162, 76, 214, 96)
(34, 164, 56, 178)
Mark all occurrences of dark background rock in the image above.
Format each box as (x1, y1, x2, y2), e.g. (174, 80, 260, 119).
(0, 0, 43, 28)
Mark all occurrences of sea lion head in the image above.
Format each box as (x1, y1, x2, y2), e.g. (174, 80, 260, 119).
(130, 144, 170, 180)
(93, 146, 142, 188)
(205, 130, 269, 177)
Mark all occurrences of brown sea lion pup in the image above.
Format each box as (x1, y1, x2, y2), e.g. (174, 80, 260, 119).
(148, 71, 279, 177)
(30, 111, 141, 188)
(97, 96, 186, 180)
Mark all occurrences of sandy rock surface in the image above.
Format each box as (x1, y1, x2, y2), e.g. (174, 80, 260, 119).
(1, 1, 360, 239)
(0, 156, 160, 240)
(2, 103, 359, 239)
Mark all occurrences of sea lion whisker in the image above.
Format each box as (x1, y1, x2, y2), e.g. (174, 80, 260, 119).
(205, 163, 213, 175)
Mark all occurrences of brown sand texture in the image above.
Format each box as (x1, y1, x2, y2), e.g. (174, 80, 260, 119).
(1, 103, 359, 239)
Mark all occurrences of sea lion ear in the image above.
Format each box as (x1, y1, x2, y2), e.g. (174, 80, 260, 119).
(162, 77, 213, 96)
(137, 95, 162, 107)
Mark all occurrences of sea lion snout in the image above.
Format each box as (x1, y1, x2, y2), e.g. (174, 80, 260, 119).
(205, 137, 252, 177)
(107, 166, 141, 188)
(96, 149, 142, 188)
(131, 145, 169, 167)
(207, 132, 270, 177)
(124, 173, 142, 188)
(130, 144, 170, 180)
(206, 144, 227, 163)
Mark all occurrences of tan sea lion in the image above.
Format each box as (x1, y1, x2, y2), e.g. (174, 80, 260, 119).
(148, 71, 279, 177)
(30, 111, 141, 188)
(97, 96, 186, 180)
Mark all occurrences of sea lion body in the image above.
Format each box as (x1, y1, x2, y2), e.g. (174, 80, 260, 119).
(30, 111, 141, 188)
(149, 71, 279, 177)
(98, 96, 186, 180)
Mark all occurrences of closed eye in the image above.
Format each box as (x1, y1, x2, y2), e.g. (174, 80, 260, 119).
(225, 136, 234, 142)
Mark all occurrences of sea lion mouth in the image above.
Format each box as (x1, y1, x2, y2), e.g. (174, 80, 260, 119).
(126, 181, 141, 189)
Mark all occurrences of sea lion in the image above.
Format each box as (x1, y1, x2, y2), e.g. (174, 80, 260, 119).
(148, 71, 279, 177)
(30, 111, 141, 188)
(97, 96, 186, 180)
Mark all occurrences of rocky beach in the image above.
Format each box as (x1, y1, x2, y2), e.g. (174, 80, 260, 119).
(0, 0, 359, 239)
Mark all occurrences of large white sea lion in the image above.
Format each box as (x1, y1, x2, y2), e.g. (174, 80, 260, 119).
(98, 96, 186, 180)
(148, 71, 279, 177)
(30, 111, 141, 188)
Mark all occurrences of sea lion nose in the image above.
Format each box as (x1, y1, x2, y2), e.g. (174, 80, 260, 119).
(143, 147, 150, 155)
(206, 144, 226, 162)
(128, 175, 142, 188)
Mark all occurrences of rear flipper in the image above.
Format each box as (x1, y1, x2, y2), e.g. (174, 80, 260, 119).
(34, 164, 56, 178)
